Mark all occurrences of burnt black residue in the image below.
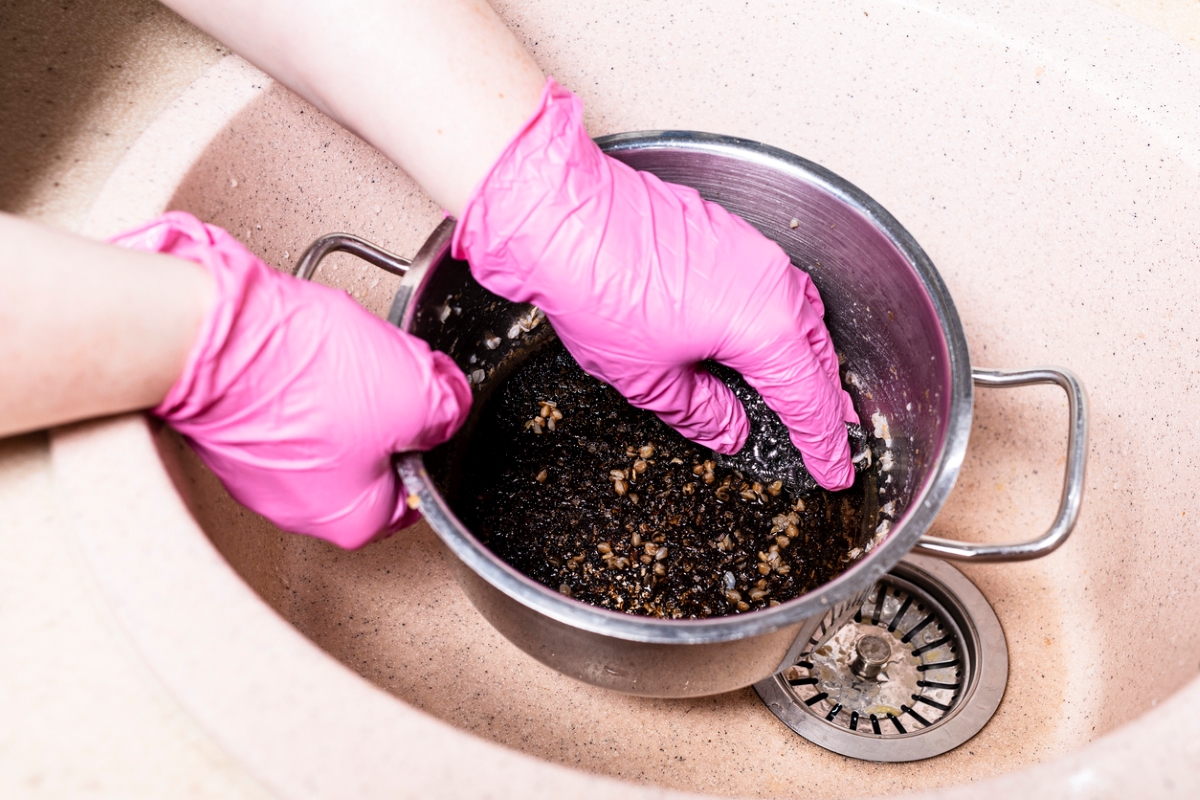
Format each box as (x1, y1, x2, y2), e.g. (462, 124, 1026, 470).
(457, 341, 879, 619)
(707, 362, 871, 495)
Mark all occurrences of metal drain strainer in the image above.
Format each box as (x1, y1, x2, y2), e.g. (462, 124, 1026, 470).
(754, 555, 1007, 762)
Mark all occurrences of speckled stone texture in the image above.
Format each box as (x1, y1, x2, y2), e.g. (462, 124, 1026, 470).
(0, 0, 228, 227)
(7, 0, 1200, 798)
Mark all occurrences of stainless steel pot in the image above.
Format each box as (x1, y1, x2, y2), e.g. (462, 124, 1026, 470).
(295, 131, 1088, 698)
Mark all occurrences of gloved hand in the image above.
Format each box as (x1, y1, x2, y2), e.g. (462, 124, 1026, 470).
(453, 79, 858, 490)
(111, 211, 471, 548)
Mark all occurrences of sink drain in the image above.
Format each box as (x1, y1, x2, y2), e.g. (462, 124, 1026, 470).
(754, 554, 1007, 762)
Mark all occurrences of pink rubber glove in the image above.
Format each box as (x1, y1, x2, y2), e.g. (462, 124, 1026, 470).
(453, 79, 858, 490)
(111, 211, 471, 548)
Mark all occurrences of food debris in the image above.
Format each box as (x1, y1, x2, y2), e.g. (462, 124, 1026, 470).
(457, 341, 881, 619)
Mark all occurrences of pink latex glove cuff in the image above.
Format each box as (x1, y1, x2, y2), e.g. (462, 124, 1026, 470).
(112, 212, 471, 548)
(453, 78, 858, 490)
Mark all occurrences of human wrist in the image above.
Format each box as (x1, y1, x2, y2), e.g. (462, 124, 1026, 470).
(450, 76, 601, 308)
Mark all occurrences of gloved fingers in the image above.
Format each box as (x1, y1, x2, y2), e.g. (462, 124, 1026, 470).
(380, 475, 423, 540)
(174, 285, 467, 550)
(787, 270, 860, 425)
(737, 339, 855, 491)
(602, 359, 751, 456)
(298, 294, 470, 542)
(419, 349, 474, 445)
(384, 341, 473, 452)
(801, 311, 859, 425)
(379, 348, 472, 537)
(798, 269, 827, 317)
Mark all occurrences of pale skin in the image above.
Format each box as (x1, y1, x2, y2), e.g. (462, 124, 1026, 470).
(0, 212, 213, 436)
(0, 0, 545, 438)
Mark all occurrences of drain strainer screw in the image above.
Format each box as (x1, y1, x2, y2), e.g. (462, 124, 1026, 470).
(850, 634, 891, 679)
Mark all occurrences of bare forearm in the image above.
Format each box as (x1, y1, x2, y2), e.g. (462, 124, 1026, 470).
(0, 213, 213, 437)
(161, 0, 546, 216)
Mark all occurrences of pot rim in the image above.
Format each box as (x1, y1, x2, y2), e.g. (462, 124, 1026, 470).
(398, 130, 974, 645)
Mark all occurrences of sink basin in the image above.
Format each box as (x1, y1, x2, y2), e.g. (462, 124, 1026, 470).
(50, 1, 1200, 798)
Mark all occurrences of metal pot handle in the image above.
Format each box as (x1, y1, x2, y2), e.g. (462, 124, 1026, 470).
(293, 222, 456, 331)
(293, 233, 411, 280)
(913, 367, 1088, 563)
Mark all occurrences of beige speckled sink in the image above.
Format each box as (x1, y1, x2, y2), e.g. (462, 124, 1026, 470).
(50, 1, 1200, 798)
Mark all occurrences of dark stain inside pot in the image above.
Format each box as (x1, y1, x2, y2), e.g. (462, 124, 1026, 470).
(457, 339, 881, 619)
